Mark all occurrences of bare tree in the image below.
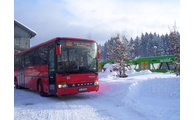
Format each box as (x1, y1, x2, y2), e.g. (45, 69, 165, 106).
(168, 24, 180, 76)
(107, 34, 134, 77)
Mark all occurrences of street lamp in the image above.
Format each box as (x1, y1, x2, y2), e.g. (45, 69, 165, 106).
(154, 46, 157, 56)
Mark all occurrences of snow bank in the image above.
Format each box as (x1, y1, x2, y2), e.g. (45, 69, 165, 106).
(125, 69, 136, 75)
(103, 63, 113, 71)
(124, 77, 180, 120)
(126, 70, 152, 76)
(102, 69, 153, 78)
(100, 70, 117, 79)
(98, 70, 180, 119)
(125, 77, 180, 99)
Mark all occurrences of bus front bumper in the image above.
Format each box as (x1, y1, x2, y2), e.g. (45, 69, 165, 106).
(56, 85, 99, 96)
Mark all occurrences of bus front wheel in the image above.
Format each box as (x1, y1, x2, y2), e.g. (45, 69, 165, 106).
(38, 80, 48, 97)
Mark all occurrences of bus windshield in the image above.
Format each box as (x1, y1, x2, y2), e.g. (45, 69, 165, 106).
(57, 39, 98, 74)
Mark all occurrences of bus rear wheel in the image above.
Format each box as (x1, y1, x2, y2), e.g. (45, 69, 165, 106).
(14, 77, 20, 89)
(38, 80, 48, 97)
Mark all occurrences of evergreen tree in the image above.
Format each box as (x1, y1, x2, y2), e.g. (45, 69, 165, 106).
(158, 35, 165, 56)
(99, 31, 180, 62)
(134, 36, 140, 57)
(147, 37, 154, 57)
(144, 32, 150, 57)
(101, 42, 108, 61)
(128, 37, 134, 58)
(138, 33, 145, 57)
(164, 33, 171, 55)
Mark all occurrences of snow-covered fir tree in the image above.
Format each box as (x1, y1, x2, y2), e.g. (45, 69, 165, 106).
(158, 35, 166, 56)
(146, 33, 154, 57)
(98, 31, 180, 61)
(133, 36, 140, 57)
(128, 37, 135, 58)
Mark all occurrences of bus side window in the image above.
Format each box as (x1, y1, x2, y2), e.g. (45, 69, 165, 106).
(25, 54, 30, 66)
(130, 64, 136, 70)
(14, 56, 21, 68)
(38, 46, 48, 64)
(152, 63, 160, 70)
(49, 48, 55, 72)
(135, 64, 139, 69)
(160, 63, 169, 69)
(176, 64, 180, 69)
(168, 63, 175, 69)
(150, 63, 154, 70)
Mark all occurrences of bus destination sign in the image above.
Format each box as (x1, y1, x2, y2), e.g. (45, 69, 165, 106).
(66, 41, 91, 47)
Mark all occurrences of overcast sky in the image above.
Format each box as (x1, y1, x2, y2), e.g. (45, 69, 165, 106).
(14, 0, 180, 46)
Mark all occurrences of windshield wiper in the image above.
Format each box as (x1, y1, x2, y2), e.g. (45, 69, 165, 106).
(88, 70, 98, 75)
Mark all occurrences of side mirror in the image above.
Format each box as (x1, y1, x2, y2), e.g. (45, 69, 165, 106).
(98, 51, 100, 59)
(56, 43, 61, 55)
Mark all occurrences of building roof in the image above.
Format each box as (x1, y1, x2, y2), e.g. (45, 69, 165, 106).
(14, 19, 37, 38)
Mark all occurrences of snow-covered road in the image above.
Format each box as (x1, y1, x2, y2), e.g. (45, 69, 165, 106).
(14, 70, 180, 120)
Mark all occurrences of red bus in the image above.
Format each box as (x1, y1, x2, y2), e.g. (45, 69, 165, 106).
(14, 37, 99, 96)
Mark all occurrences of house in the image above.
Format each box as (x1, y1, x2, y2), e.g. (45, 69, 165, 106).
(14, 20, 36, 52)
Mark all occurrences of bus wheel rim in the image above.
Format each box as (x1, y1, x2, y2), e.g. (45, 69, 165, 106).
(38, 84, 43, 93)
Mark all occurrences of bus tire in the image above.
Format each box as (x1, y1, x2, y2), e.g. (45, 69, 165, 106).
(38, 80, 48, 97)
(14, 77, 20, 89)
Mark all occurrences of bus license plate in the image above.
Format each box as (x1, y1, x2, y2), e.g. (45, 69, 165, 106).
(78, 88, 87, 91)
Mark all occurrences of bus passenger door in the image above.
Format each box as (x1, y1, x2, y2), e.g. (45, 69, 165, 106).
(141, 62, 144, 70)
(141, 61, 148, 70)
(19, 57, 25, 87)
(48, 47, 56, 94)
(145, 61, 148, 70)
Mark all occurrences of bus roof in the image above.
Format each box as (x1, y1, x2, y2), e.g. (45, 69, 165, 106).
(14, 37, 96, 56)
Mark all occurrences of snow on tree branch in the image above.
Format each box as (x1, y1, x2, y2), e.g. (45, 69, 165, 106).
(107, 34, 134, 77)
(168, 24, 180, 76)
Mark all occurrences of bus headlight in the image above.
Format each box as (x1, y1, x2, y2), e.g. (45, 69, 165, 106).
(58, 82, 68, 88)
(94, 80, 99, 85)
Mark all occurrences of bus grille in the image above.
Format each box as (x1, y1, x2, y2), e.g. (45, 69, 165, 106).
(68, 82, 94, 88)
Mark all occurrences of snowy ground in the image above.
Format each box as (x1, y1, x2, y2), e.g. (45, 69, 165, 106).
(14, 70, 180, 120)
